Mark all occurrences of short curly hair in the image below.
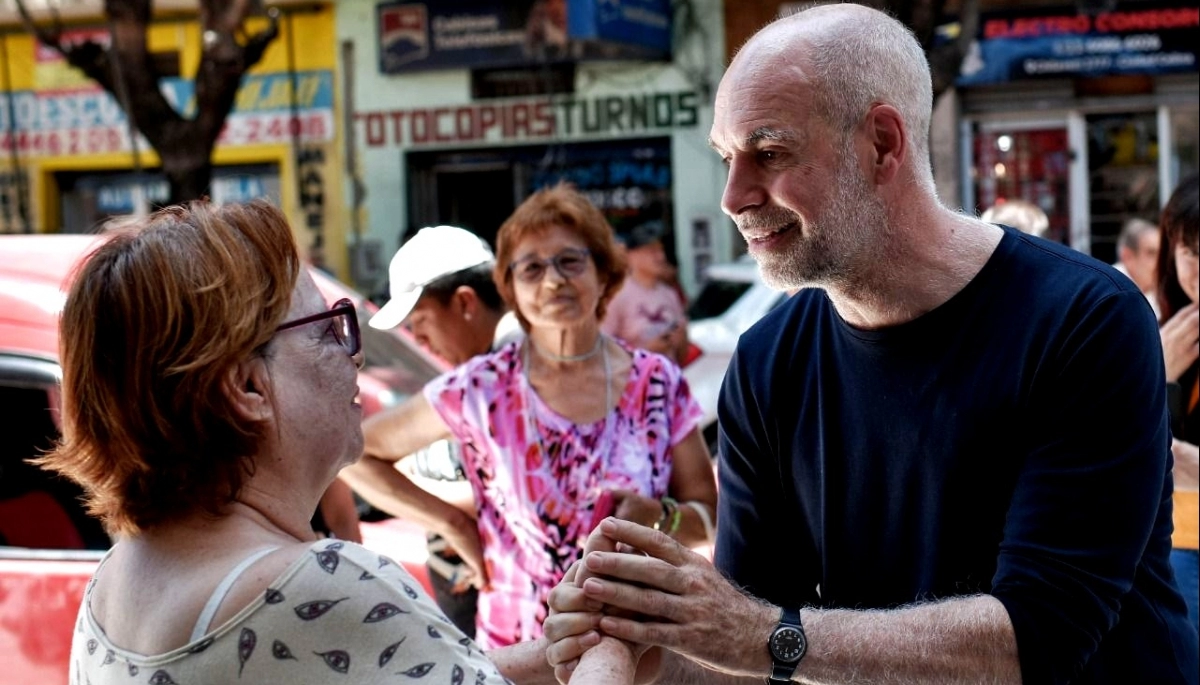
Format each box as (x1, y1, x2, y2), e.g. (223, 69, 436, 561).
(35, 200, 301, 536)
(493, 182, 626, 330)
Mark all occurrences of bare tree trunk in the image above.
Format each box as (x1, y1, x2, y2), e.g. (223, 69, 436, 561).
(15, 0, 278, 206)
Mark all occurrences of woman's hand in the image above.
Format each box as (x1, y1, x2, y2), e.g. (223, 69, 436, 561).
(1160, 303, 1199, 382)
(609, 489, 662, 529)
(441, 511, 489, 590)
(569, 520, 662, 685)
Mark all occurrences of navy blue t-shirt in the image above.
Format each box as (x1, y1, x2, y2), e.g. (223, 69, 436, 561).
(714, 226, 1198, 684)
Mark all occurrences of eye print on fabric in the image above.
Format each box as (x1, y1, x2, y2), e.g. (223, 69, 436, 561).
(364, 602, 409, 622)
(313, 548, 340, 574)
(452, 664, 465, 685)
(102, 649, 116, 665)
(86, 639, 97, 655)
(427, 624, 441, 638)
(238, 628, 257, 675)
(272, 640, 298, 660)
(402, 582, 420, 599)
(379, 637, 406, 667)
(127, 663, 139, 677)
(315, 649, 351, 674)
(359, 570, 375, 580)
(265, 588, 285, 604)
(378, 555, 393, 569)
(294, 597, 349, 620)
(148, 670, 179, 685)
(399, 662, 435, 678)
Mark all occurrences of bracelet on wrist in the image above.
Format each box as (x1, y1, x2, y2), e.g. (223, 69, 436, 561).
(653, 496, 679, 532)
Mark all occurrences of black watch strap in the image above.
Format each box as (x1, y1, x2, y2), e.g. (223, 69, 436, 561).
(767, 607, 806, 684)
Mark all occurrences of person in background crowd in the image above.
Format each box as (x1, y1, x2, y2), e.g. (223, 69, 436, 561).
(980, 197, 1050, 238)
(1116, 216, 1163, 319)
(1155, 172, 1200, 634)
(34, 200, 585, 684)
(543, 5, 1197, 683)
(341, 183, 717, 650)
(363, 224, 522, 638)
(602, 220, 690, 365)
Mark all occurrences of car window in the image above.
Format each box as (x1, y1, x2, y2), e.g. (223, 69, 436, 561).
(0, 355, 111, 551)
(687, 280, 754, 321)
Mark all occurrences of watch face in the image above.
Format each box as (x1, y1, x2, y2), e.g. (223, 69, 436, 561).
(770, 626, 807, 663)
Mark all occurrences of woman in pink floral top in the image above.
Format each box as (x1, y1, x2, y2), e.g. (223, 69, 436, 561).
(344, 183, 718, 650)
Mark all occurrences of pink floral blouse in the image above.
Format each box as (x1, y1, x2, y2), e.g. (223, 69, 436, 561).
(423, 340, 703, 649)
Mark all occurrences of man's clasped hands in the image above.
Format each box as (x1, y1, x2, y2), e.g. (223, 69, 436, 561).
(544, 517, 778, 685)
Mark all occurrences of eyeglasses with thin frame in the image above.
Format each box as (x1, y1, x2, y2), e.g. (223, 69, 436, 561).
(275, 298, 362, 358)
(508, 247, 591, 284)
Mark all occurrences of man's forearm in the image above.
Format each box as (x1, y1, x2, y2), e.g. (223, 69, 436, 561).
(796, 595, 1020, 685)
(660, 595, 1020, 685)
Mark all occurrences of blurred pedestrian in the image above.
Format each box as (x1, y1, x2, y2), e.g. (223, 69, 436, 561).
(35, 200, 571, 684)
(543, 5, 1196, 683)
(1155, 172, 1200, 633)
(602, 220, 690, 365)
(363, 224, 521, 638)
(1116, 216, 1162, 318)
(342, 183, 717, 649)
(980, 198, 1050, 238)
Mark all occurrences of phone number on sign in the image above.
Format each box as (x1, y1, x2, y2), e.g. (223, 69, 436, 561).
(0, 127, 130, 156)
(218, 112, 333, 145)
(0, 112, 333, 156)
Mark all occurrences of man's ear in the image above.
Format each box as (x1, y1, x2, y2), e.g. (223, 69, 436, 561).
(453, 286, 481, 319)
(864, 103, 906, 185)
(223, 357, 273, 422)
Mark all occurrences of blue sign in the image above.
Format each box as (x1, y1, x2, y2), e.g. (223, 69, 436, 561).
(957, 3, 1198, 86)
(376, 0, 670, 74)
(568, 0, 671, 56)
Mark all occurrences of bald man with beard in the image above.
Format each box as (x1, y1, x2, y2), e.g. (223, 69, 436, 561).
(542, 4, 1197, 684)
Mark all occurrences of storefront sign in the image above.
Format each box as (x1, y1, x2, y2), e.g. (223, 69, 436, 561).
(958, 3, 1199, 86)
(355, 90, 698, 147)
(0, 70, 335, 157)
(568, 0, 671, 55)
(377, 0, 669, 74)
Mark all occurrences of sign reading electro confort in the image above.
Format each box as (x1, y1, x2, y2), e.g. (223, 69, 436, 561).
(377, 0, 671, 74)
(957, 2, 1198, 86)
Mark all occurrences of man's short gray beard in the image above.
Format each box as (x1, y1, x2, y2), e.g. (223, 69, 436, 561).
(751, 147, 887, 292)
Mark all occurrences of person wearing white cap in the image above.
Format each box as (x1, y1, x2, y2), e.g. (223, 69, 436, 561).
(341, 183, 717, 651)
(360, 224, 521, 638)
(370, 225, 521, 361)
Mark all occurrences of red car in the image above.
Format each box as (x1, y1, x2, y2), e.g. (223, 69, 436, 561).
(0, 234, 442, 685)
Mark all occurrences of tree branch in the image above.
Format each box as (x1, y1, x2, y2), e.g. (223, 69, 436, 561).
(192, 5, 279, 147)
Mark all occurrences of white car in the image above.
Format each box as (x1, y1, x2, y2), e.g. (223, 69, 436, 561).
(684, 256, 792, 454)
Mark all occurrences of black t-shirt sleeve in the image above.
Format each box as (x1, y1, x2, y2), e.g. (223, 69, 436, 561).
(713, 345, 796, 602)
(991, 290, 1175, 684)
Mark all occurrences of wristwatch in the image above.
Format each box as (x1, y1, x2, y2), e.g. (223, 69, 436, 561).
(766, 607, 807, 684)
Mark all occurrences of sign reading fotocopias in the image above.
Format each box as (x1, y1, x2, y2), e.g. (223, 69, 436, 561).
(354, 90, 699, 147)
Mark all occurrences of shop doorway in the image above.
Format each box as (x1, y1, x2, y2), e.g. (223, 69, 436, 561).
(434, 166, 515, 247)
(1085, 111, 1160, 266)
(970, 121, 1071, 245)
(405, 137, 673, 253)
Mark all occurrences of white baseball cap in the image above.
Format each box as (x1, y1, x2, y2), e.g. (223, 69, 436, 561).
(368, 225, 495, 330)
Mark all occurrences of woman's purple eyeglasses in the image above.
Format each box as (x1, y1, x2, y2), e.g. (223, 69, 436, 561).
(275, 298, 362, 358)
